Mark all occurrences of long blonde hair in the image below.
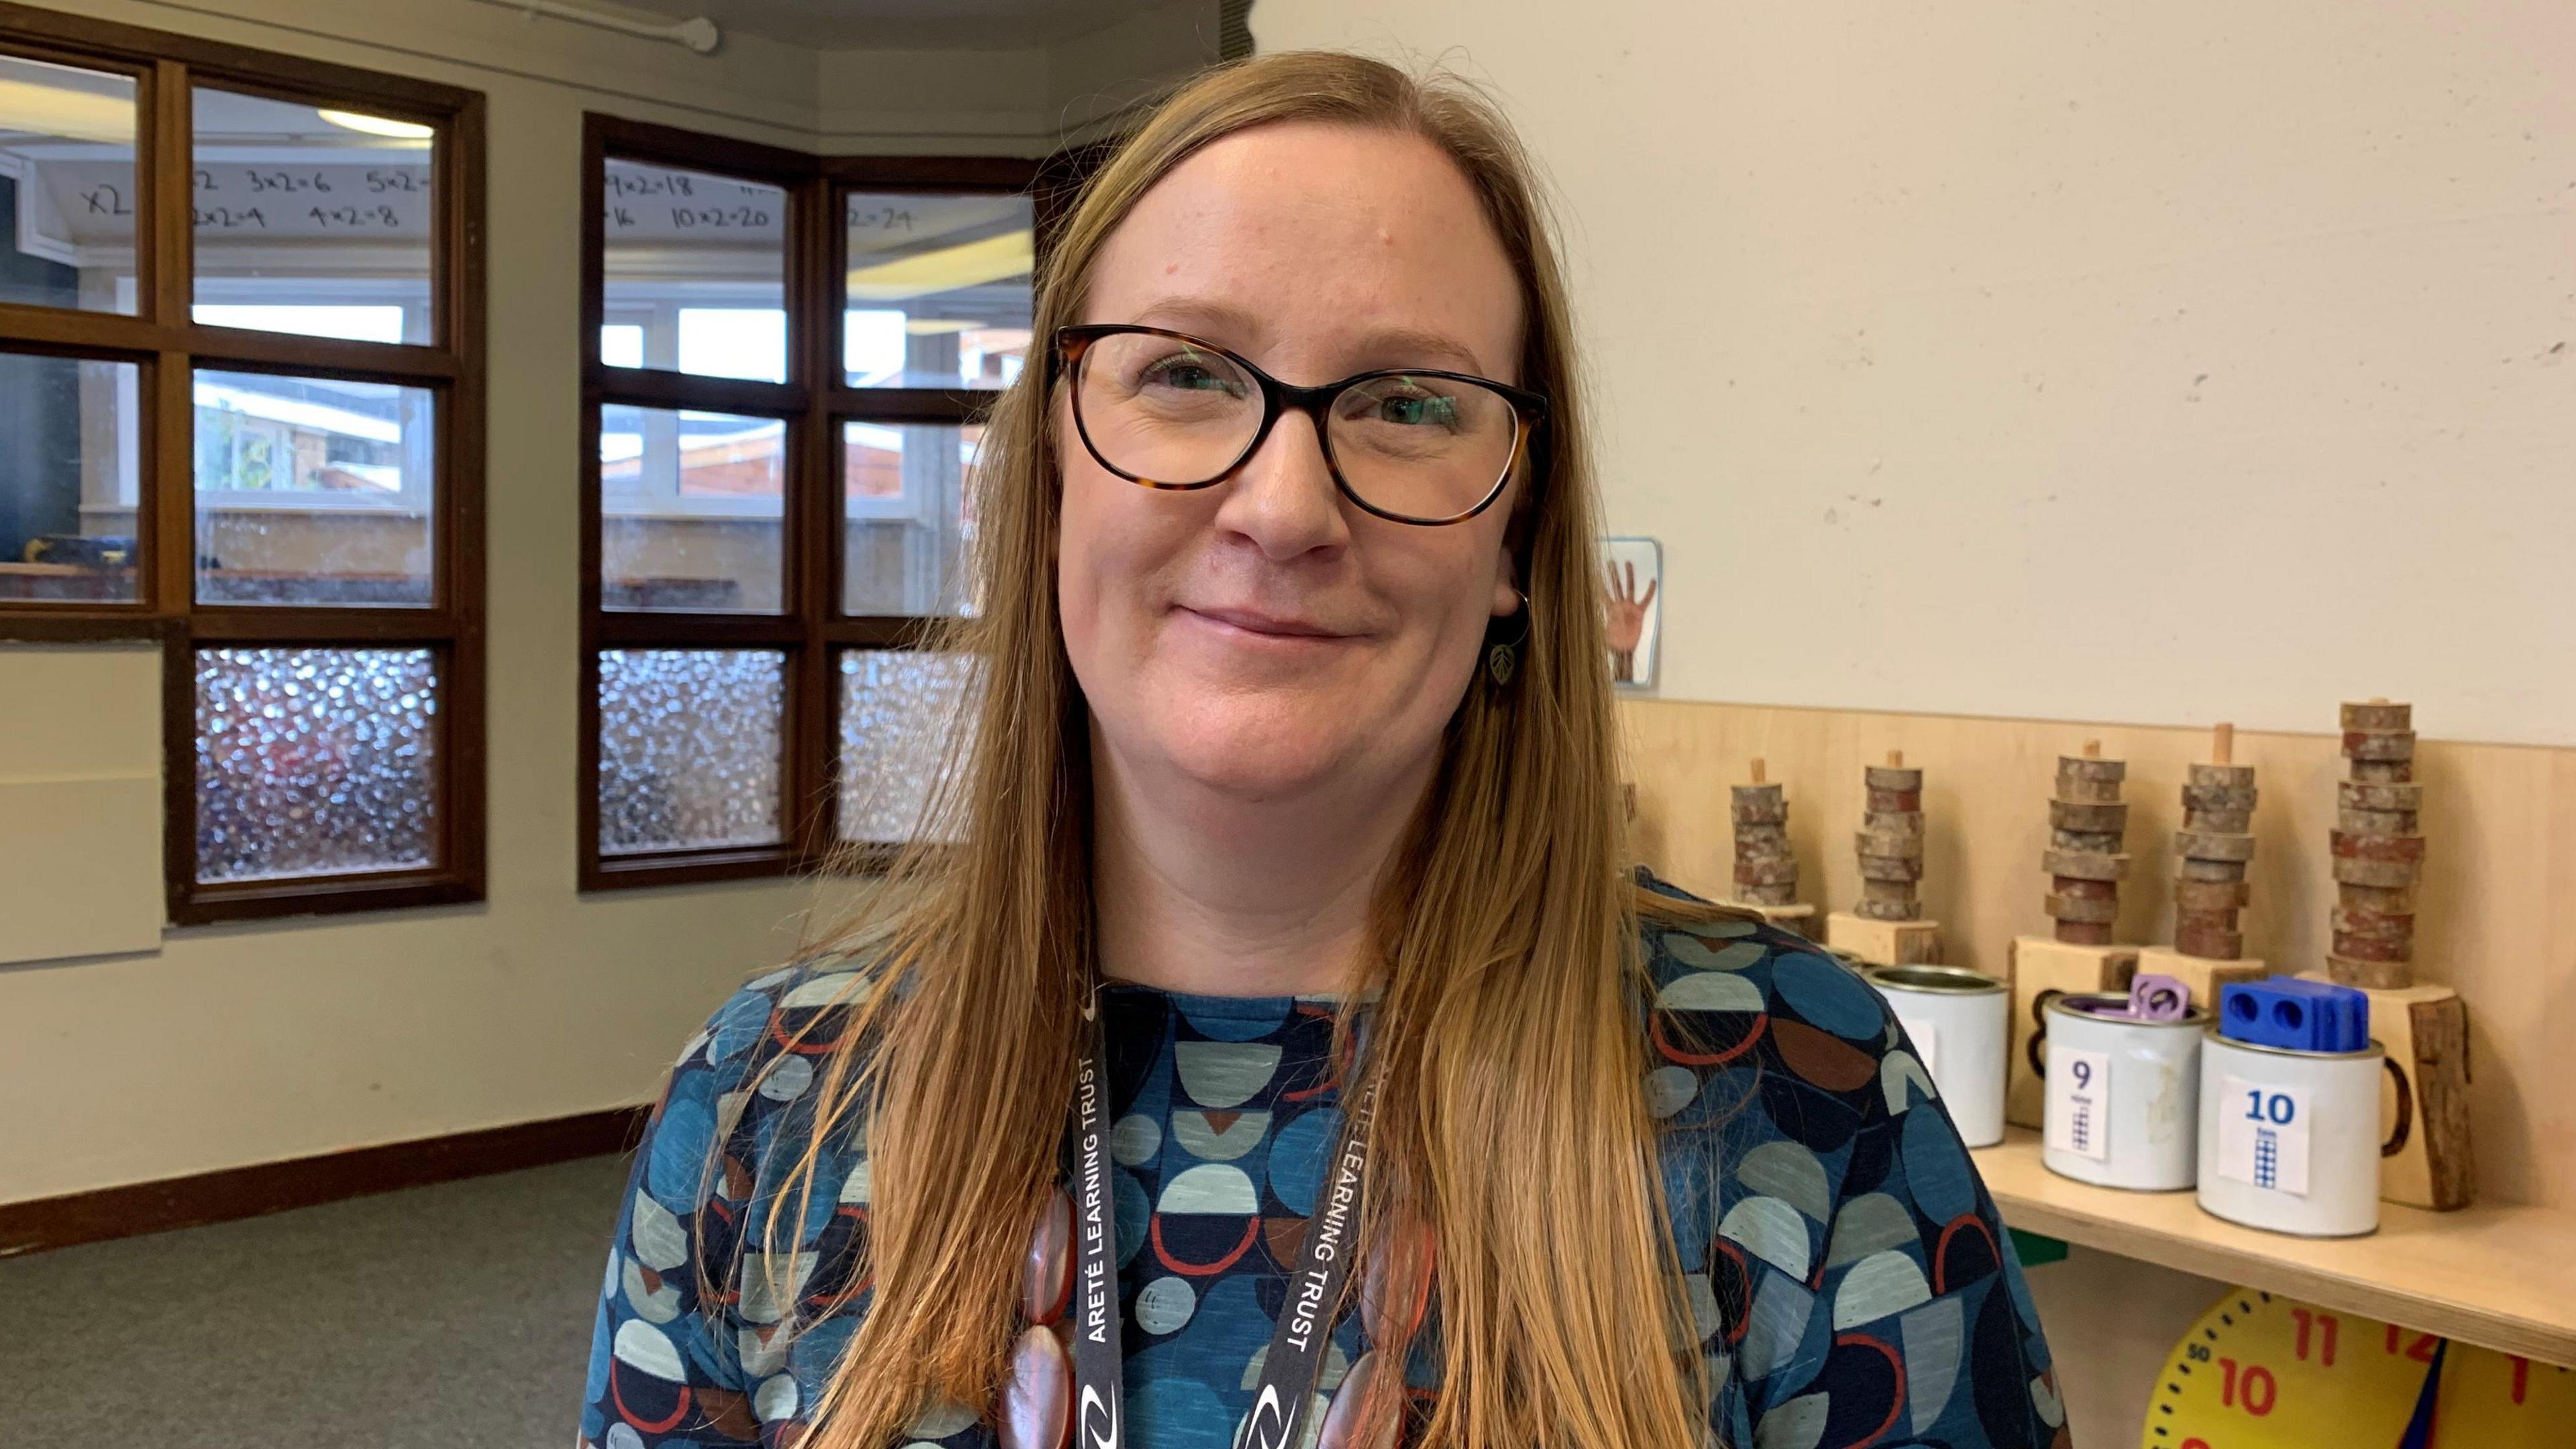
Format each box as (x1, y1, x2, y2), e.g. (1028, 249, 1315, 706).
(768, 51, 1723, 1449)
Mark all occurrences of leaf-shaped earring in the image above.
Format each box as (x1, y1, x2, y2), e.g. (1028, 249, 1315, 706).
(1485, 588, 1532, 688)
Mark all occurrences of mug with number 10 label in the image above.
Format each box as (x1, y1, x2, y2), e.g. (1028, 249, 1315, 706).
(2196, 981, 2384, 1236)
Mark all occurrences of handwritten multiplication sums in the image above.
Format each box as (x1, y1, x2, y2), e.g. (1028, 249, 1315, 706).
(849, 205, 916, 232)
(246, 169, 332, 195)
(670, 206, 771, 229)
(606, 170, 696, 198)
(80, 184, 136, 217)
(194, 206, 271, 230)
(364, 170, 427, 195)
(307, 205, 404, 229)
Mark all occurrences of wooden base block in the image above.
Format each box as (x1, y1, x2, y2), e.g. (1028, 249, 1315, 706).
(2326, 952, 2416, 989)
(2006, 936, 2139, 1129)
(1824, 910, 1943, 968)
(1722, 900, 1818, 938)
(2135, 945, 2269, 1014)
(2297, 974, 2475, 1211)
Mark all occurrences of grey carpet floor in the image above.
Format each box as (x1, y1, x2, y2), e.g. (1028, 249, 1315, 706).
(0, 1152, 633, 1449)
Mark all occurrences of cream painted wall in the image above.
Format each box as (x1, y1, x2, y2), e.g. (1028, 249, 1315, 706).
(0, 0, 1205, 1207)
(1260, 0, 2576, 747)
(1249, 1, 2575, 1436)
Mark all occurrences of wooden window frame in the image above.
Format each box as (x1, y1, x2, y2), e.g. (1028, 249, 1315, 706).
(578, 115, 1051, 890)
(0, 3, 486, 924)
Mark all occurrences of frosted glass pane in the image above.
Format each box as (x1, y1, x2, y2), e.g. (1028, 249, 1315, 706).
(0, 352, 140, 602)
(195, 648, 439, 883)
(195, 370, 435, 606)
(843, 422, 976, 616)
(844, 191, 1031, 390)
(598, 649, 784, 855)
(600, 405, 784, 612)
(837, 649, 971, 843)
(0, 56, 138, 315)
(193, 88, 433, 341)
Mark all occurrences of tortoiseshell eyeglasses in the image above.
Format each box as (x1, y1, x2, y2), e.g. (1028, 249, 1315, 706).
(1053, 324, 1547, 526)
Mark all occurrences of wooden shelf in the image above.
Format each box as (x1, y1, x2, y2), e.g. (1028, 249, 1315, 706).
(1972, 1128, 2576, 1368)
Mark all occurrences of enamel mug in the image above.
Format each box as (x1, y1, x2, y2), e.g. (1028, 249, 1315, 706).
(2196, 1031, 2384, 1237)
(2040, 992, 2207, 1191)
(1864, 965, 2008, 1147)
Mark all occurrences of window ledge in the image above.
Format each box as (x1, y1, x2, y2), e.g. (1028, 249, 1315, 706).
(601, 502, 786, 523)
(79, 497, 427, 517)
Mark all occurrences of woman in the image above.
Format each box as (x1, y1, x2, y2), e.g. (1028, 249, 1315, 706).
(581, 52, 2061, 1449)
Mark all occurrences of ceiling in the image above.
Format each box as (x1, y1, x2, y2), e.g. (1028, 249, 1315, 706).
(619, 0, 1188, 49)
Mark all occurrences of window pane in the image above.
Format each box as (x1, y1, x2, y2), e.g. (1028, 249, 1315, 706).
(676, 307, 784, 382)
(195, 647, 439, 883)
(0, 55, 138, 314)
(602, 160, 786, 381)
(195, 369, 434, 606)
(192, 89, 434, 343)
(844, 421, 977, 616)
(601, 405, 785, 612)
(838, 649, 971, 844)
(600, 323, 644, 369)
(194, 303, 403, 341)
(845, 192, 1032, 390)
(598, 649, 784, 855)
(0, 351, 140, 602)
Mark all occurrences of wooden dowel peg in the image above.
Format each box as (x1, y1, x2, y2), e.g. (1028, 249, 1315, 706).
(1750, 757, 1767, 785)
(2212, 722, 2234, 766)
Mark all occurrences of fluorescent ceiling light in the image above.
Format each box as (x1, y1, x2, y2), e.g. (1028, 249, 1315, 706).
(317, 109, 434, 141)
(847, 231, 1033, 303)
(0, 76, 135, 144)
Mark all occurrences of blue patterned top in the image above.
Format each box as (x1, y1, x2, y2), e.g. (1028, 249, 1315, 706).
(580, 900, 2064, 1449)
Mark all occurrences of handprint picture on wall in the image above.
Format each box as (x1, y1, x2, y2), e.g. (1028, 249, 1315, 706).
(1599, 537, 1662, 689)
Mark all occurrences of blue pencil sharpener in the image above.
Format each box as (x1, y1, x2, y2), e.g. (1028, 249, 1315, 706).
(2216, 977, 2370, 1053)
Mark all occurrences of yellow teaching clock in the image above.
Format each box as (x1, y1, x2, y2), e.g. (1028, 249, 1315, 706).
(2145, 1289, 2573, 1448)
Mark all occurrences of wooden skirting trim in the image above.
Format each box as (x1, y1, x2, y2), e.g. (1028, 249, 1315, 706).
(0, 1104, 649, 1259)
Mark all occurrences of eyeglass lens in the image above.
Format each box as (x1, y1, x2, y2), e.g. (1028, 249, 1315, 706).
(1073, 331, 1519, 521)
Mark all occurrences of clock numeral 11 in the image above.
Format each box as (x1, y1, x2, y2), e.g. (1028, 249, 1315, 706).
(2290, 1306, 2340, 1366)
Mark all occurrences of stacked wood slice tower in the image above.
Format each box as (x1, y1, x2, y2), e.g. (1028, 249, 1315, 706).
(2329, 700, 2424, 988)
(1729, 758, 1798, 906)
(2172, 723, 2258, 959)
(2043, 743, 2130, 946)
(1854, 751, 1925, 921)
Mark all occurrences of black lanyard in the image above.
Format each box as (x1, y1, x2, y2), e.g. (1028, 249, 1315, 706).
(1070, 987, 1379, 1449)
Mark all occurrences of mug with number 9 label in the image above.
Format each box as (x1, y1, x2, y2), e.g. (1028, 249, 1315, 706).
(2041, 991, 2206, 1190)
